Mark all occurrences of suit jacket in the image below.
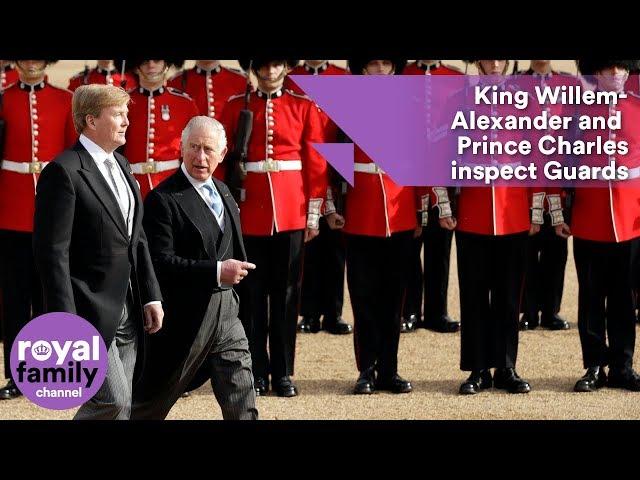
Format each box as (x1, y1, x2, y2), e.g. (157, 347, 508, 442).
(33, 141, 163, 360)
(135, 168, 246, 397)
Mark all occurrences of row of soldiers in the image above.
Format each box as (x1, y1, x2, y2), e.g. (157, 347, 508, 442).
(0, 59, 639, 401)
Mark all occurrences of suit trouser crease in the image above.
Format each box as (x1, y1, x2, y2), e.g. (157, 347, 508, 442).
(74, 294, 137, 420)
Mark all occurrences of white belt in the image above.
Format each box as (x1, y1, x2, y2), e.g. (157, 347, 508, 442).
(244, 159, 302, 173)
(595, 165, 640, 181)
(627, 166, 640, 180)
(1, 160, 50, 174)
(130, 159, 180, 174)
(354, 162, 385, 174)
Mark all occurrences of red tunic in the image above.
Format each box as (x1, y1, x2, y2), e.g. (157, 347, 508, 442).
(1, 64, 18, 90)
(220, 87, 329, 236)
(0, 81, 76, 232)
(566, 93, 640, 243)
(123, 85, 199, 198)
(67, 66, 138, 91)
(343, 145, 420, 237)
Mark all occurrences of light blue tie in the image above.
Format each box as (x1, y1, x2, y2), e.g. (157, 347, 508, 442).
(203, 183, 224, 218)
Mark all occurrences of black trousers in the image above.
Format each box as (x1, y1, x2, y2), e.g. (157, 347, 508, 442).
(300, 217, 345, 321)
(239, 230, 304, 381)
(403, 208, 454, 322)
(522, 214, 568, 319)
(0, 230, 44, 378)
(456, 231, 528, 372)
(346, 231, 413, 379)
(573, 237, 638, 372)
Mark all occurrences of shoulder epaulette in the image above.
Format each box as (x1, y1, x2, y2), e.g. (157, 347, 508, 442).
(285, 89, 311, 101)
(226, 93, 245, 102)
(167, 86, 193, 100)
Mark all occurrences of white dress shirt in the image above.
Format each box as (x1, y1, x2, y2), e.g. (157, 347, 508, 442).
(79, 134, 161, 308)
(181, 163, 227, 286)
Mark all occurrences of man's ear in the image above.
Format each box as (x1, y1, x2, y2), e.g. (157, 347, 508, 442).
(220, 146, 228, 158)
(85, 114, 96, 131)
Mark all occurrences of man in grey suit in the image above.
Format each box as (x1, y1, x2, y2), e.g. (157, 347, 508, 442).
(33, 84, 165, 420)
(131, 116, 258, 420)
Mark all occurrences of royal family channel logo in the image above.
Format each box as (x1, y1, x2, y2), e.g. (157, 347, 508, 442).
(10, 312, 108, 410)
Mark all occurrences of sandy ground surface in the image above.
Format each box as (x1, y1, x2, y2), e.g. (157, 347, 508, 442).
(3, 59, 637, 421)
(2, 237, 639, 420)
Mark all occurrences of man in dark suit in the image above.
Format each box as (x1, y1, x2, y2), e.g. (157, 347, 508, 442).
(131, 116, 258, 420)
(33, 84, 164, 420)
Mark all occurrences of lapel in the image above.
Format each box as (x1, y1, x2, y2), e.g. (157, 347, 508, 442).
(213, 177, 246, 260)
(75, 142, 128, 240)
(171, 169, 219, 260)
(114, 151, 142, 240)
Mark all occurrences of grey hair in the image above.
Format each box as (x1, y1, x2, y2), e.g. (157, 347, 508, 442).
(181, 115, 228, 154)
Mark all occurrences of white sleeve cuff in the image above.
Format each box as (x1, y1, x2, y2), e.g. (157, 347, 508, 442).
(144, 301, 162, 308)
(217, 261, 222, 286)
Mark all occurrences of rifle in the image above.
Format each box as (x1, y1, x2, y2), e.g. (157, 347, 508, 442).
(330, 128, 351, 215)
(225, 61, 253, 203)
(120, 60, 128, 89)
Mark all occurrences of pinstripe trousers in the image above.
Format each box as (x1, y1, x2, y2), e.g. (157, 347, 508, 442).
(74, 294, 137, 420)
(131, 288, 258, 420)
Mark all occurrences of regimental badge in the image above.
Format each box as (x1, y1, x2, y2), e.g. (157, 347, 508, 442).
(161, 104, 170, 121)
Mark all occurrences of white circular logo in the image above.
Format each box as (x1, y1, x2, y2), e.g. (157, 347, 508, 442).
(31, 340, 52, 361)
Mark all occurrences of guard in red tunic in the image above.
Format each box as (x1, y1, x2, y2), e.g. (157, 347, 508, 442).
(67, 60, 138, 91)
(340, 58, 426, 395)
(123, 59, 199, 198)
(438, 60, 543, 396)
(168, 60, 247, 119)
(0, 60, 16, 345)
(284, 61, 353, 336)
(0, 60, 76, 400)
(284, 60, 348, 94)
(221, 59, 334, 397)
(553, 59, 640, 392)
(516, 60, 578, 332)
(168, 61, 248, 182)
(401, 60, 463, 334)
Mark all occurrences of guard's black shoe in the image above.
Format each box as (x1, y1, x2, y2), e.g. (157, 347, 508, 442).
(519, 313, 540, 331)
(297, 316, 321, 333)
(459, 369, 493, 395)
(0, 379, 22, 400)
(254, 377, 269, 396)
(493, 368, 531, 394)
(323, 316, 353, 335)
(354, 368, 376, 395)
(423, 315, 460, 333)
(540, 314, 570, 330)
(273, 376, 298, 397)
(574, 367, 607, 392)
(401, 314, 419, 333)
(607, 369, 640, 392)
(376, 374, 413, 394)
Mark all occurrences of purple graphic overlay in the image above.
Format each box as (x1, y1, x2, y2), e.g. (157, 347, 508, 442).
(312, 143, 354, 185)
(291, 74, 640, 188)
(10, 312, 108, 410)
